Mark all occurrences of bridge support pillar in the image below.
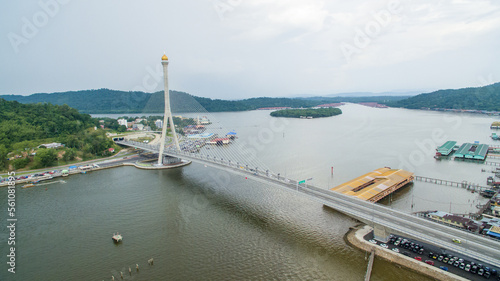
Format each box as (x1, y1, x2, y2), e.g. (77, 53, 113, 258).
(373, 224, 390, 242)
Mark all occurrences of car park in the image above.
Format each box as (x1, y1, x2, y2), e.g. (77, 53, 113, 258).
(471, 265, 478, 274)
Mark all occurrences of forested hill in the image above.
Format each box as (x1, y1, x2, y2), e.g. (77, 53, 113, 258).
(0, 99, 95, 148)
(386, 82, 500, 111)
(1, 89, 406, 114)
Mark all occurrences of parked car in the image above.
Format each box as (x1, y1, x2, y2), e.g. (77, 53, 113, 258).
(459, 263, 465, 270)
(380, 243, 388, 249)
(438, 255, 444, 261)
(440, 266, 449, 271)
(471, 265, 478, 274)
(465, 264, 471, 272)
(428, 252, 434, 258)
(425, 260, 434, 266)
(392, 248, 399, 253)
(369, 239, 377, 244)
(415, 256, 422, 261)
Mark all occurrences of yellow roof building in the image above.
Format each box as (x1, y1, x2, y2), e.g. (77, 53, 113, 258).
(330, 167, 414, 202)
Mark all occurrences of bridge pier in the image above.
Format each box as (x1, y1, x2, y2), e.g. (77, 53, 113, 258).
(162, 155, 182, 165)
(373, 224, 390, 242)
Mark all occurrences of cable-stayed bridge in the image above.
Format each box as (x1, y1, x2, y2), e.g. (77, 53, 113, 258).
(116, 139, 500, 268)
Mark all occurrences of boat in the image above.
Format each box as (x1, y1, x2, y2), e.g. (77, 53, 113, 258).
(22, 183, 35, 188)
(112, 233, 123, 243)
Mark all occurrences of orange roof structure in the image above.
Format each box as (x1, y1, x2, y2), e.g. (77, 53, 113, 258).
(330, 167, 414, 202)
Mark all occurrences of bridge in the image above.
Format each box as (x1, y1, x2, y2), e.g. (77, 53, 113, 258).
(117, 139, 500, 268)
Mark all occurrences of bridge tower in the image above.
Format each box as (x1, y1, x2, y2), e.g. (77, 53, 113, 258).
(158, 54, 181, 165)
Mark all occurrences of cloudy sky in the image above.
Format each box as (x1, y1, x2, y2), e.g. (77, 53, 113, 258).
(1, 0, 499, 99)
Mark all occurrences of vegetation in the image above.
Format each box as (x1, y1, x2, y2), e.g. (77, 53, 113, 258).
(0, 98, 119, 172)
(1, 89, 408, 113)
(386, 82, 500, 111)
(270, 107, 342, 118)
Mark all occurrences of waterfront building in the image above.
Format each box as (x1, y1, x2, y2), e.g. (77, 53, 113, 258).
(330, 167, 414, 202)
(426, 210, 482, 232)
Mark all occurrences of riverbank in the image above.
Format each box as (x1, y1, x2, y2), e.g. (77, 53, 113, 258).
(0, 153, 191, 187)
(344, 224, 469, 281)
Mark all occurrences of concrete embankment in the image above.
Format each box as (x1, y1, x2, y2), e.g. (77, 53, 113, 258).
(344, 224, 469, 281)
(0, 159, 191, 187)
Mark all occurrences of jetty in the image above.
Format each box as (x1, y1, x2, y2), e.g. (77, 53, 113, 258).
(414, 176, 490, 191)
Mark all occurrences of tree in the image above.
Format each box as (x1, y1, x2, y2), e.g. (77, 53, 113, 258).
(11, 157, 30, 170)
(62, 148, 77, 162)
(34, 148, 57, 168)
(0, 144, 8, 170)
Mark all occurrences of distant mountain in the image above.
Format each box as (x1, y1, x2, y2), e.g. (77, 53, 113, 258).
(0, 89, 320, 114)
(290, 90, 422, 98)
(0, 89, 408, 114)
(386, 82, 500, 111)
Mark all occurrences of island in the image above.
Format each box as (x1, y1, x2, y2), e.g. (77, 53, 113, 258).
(270, 107, 342, 119)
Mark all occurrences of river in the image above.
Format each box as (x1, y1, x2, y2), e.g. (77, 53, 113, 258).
(1, 104, 498, 280)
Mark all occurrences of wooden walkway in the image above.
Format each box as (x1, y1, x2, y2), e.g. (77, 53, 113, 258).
(414, 176, 490, 191)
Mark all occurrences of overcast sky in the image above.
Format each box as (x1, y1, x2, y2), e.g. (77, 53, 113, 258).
(1, 0, 499, 99)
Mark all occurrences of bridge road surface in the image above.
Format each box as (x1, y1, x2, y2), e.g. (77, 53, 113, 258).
(118, 140, 500, 268)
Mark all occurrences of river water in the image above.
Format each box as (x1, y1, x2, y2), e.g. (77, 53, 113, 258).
(2, 104, 498, 280)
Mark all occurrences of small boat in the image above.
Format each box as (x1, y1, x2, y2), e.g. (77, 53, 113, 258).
(112, 233, 123, 243)
(22, 183, 35, 188)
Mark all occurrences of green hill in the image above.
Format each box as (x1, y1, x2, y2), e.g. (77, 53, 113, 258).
(0, 99, 95, 148)
(386, 82, 500, 111)
(1, 89, 407, 114)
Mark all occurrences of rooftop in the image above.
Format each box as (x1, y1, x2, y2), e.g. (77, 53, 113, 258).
(330, 167, 414, 202)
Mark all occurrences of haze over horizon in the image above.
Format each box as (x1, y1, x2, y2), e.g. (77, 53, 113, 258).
(1, 0, 500, 99)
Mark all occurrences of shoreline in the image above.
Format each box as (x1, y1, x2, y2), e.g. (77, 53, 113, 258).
(0, 156, 191, 187)
(344, 224, 469, 281)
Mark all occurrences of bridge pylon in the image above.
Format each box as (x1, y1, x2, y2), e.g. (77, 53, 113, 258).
(158, 54, 181, 165)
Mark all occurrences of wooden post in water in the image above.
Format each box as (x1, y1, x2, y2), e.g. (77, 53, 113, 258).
(364, 249, 375, 281)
